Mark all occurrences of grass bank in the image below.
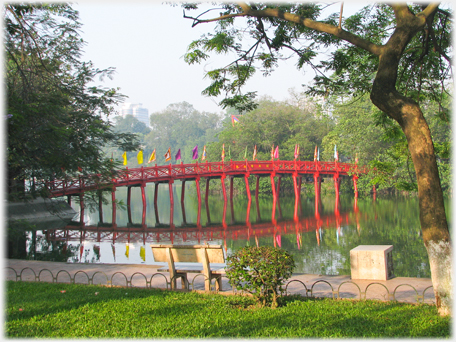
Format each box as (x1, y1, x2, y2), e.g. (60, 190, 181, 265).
(5, 281, 451, 338)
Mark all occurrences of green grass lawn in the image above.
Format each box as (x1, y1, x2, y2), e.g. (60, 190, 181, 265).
(5, 281, 451, 338)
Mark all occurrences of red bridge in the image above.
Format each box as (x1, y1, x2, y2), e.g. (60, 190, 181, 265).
(46, 160, 369, 227)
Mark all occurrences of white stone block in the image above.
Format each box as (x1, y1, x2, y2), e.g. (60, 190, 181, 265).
(350, 245, 394, 280)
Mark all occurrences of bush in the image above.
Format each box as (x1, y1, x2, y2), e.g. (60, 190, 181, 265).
(226, 246, 296, 308)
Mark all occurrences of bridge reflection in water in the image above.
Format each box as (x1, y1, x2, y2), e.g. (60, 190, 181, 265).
(45, 192, 362, 262)
(47, 160, 370, 229)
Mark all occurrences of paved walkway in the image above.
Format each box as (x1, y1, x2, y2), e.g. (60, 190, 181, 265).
(5, 259, 435, 304)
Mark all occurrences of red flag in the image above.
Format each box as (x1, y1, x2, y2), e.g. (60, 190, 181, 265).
(314, 145, 318, 162)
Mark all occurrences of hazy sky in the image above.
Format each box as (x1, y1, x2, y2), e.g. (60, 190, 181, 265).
(75, 1, 363, 116)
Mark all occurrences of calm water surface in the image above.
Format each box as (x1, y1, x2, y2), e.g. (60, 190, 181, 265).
(23, 181, 452, 278)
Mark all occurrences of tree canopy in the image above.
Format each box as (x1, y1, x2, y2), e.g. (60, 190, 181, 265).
(5, 3, 139, 199)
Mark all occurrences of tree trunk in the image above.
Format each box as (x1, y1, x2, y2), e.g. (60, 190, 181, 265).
(369, 5, 452, 316)
(371, 74, 452, 317)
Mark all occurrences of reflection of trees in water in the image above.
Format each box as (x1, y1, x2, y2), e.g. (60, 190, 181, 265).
(23, 234, 79, 262)
(10, 194, 438, 278)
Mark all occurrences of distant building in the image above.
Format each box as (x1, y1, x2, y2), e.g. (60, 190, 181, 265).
(121, 103, 149, 127)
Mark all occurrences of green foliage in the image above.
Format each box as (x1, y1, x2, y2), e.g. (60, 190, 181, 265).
(5, 3, 139, 199)
(6, 281, 450, 338)
(139, 102, 224, 166)
(226, 246, 295, 308)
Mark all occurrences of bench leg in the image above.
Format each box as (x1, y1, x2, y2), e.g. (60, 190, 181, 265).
(170, 274, 188, 290)
(209, 274, 222, 292)
(216, 275, 222, 291)
(180, 275, 188, 289)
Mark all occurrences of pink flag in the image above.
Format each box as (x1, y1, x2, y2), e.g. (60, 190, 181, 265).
(175, 149, 181, 161)
(192, 145, 198, 160)
(273, 145, 279, 159)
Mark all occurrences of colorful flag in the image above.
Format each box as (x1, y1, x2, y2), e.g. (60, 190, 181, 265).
(317, 147, 320, 161)
(294, 144, 300, 160)
(253, 145, 257, 160)
(221, 144, 225, 161)
(231, 115, 240, 126)
(125, 243, 130, 259)
(334, 144, 338, 162)
(175, 148, 181, 161)
(202, 145, 207, 161)
(271, 144, 274, 160)
(314, 145, 318, 161)
(122, 151, 127, 166)
(137, 150, 143, 165)
(192, 145, 198, 160)
(164, 148, 171, 162)
(244, 146, 248, 159)
(355, 153, 358, 164)
(148, 149, 156, 163)
(273, 145, 279, 159)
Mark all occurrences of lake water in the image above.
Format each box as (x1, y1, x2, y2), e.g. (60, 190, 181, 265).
(19, 181, 452, 278)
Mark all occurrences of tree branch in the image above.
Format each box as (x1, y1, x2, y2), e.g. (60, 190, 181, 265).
(185, 2, 384, 56)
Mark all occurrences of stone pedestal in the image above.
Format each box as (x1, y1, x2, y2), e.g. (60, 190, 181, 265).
(350, 245, 394, 280)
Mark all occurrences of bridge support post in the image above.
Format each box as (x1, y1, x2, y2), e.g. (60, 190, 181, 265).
(79, 193, 85, 226)
(205, 178, 210, 203)
(229, 176, 234, 201)
(270, 173, 277, 222)
(334, 174, 341, 214)
(255, 175, 260, 200)
(314, 173, 321, 203)
(154, 183, 160, 224)
(195, 177, 201, 227)
(181, 180, 186, 225)
(98, 192, 103, 224)
(292, 173, 299, 221)
(127, 186, 132, 224)
(141, 183, 146, 227)
(244, 174, 251, 203)
(353, 175, 359, 199)
(221, 175, 227, 205)
(111, 186, 117, 228)
(168, 180, 174, 227)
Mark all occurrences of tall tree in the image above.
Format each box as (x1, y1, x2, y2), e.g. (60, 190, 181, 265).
(5, 4, 138, 199)
(182, 3, 452, 315)
(144, 102, 224, 163)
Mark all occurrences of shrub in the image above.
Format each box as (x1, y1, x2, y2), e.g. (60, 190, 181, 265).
(226, 246, 295, 308)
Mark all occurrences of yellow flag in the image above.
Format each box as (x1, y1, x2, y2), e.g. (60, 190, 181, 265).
(125, 243, 129, 258)
(137, 150, 143, 164)
(148, 149, 156, 163)
(122, 151, 127, 166)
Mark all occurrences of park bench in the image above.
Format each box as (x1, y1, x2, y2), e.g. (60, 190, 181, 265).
(150, 244, 226, 291)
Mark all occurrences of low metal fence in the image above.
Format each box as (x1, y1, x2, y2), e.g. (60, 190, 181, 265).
(5, 266, 435, 304)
